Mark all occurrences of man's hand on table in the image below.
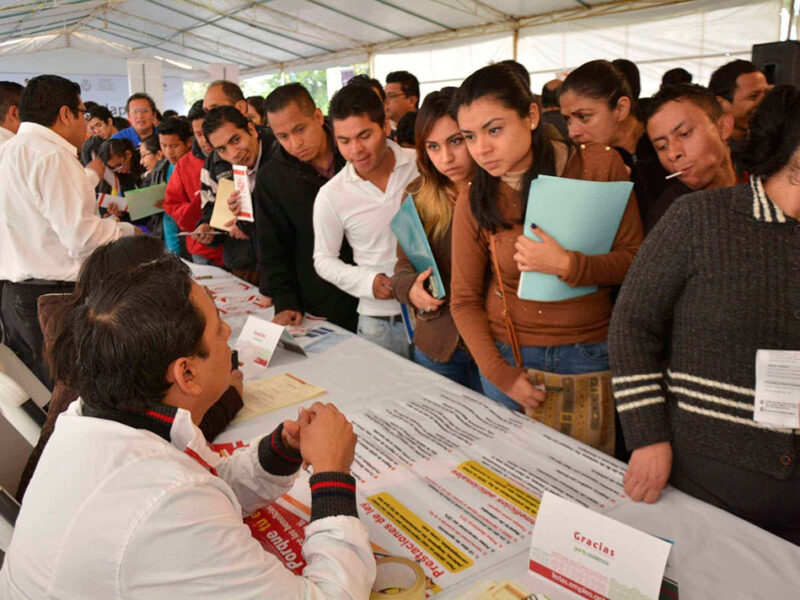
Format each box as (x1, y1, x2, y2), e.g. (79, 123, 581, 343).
(293, 403, 356, 473)
(624, 441, 673, 503)
(273, 309, 303, 326)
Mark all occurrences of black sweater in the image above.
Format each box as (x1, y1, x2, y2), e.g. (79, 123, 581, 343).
(609, 177, 800, 479)
(253, 133, 358, 332)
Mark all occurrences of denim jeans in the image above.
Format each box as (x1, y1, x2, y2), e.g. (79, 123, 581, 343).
(480, 340, 610, 412)
(357, 314, 410, 359)
(413, 346, 483, 393)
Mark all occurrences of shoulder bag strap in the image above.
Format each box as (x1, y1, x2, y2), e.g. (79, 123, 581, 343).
(488, 233, 522, 368)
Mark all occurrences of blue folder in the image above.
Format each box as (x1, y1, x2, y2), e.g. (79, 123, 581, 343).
(390, 195, 445, 299)
(517, 175, 633, 302)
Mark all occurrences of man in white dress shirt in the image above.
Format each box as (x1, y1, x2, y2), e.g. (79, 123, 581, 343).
(313, 83, 418, 358)
(0, 81, 22, 146)
(0, 74, 135, 385)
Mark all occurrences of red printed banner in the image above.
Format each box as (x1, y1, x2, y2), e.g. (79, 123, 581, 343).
(529, 560, 610, 600)
(246, 502, 308, 574)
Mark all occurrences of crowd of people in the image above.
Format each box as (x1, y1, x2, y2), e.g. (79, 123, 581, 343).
(0, 54, 797, 597)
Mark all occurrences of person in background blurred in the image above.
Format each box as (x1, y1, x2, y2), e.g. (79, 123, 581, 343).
(246, 95, 268, 127)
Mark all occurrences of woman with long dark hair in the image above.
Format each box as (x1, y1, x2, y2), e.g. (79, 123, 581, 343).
(449, 64, 642, 446)
(390, 88, 481, 391)
(610, 85, 800, 544)
(559, 60, 670, 223)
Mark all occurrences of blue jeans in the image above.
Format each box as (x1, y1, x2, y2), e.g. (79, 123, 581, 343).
(413, 346, 483, 393)
(480, 340, 610, 412)
(357, 314, 410, 359)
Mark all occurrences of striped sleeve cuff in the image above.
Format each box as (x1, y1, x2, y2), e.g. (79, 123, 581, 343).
(309, 472, 358, 522)
(257, 424, 303, 476)
(613, 373, 672, 451)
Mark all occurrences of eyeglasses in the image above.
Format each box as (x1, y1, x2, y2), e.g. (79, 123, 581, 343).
(77, 107, 89, 119)
(129, 108, 152, 115)
(385, 92, 406, 100)
(140, 151, 154, 159)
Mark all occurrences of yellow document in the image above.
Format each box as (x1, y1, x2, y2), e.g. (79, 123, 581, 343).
(210, 178, 237, 232)
(232, 372, 326, 424)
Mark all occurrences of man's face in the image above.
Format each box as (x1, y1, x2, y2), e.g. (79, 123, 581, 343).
(384, 82, 416, 122)
(333, 114, 388, 177)
(189, 282, 233, 409)
(106, 150, 132, 174)
(65, 96, 89, 149)
(159, 133, 191, 165)
(268, 100, 326, 164)
(207, 121, 260, 168)
(721, 71, 769, 135)
(127, 99, 155, 138)
(88, 117, 114, 139)
(647, 99, 732, 191)
(191, 117, 213, 155)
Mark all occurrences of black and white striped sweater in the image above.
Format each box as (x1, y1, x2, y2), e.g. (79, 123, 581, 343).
(609, 177, 800, 479)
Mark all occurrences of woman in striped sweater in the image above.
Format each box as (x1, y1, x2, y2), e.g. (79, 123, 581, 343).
(609, 85, 800, 544)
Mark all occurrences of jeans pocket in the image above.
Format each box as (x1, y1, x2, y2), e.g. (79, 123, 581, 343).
(576, 341, 609, 363)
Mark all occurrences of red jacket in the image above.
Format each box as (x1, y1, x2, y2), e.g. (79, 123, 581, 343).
(164, 145, 224, 265)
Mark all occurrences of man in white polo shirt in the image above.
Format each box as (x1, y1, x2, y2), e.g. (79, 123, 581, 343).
(0, 81, 22, 146)
(0, 74, 135, 385)
(313, 83, 418, 358)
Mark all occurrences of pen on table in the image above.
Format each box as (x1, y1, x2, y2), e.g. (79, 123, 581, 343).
(177, 231, 228, 237)
(665, 171, 684, 180)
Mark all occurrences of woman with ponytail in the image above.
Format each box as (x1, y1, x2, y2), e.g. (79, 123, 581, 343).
(609, 86, 800, 544)
(450, 63, 643, 424)
(390, 88, 481, 391)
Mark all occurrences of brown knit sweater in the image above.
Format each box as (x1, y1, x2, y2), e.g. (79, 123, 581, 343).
(450, 143, 643, 392)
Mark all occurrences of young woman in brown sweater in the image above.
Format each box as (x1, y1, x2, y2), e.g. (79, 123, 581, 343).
(450, 63, 643, 414)
(391, 88, 481, 391)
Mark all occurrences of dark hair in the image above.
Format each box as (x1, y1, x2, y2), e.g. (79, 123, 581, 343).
(140, 134, 161, 155)
(98, 137, 135, 163)
(349, 74, 386, 101)
(709, 60, 761, 102)
(113, 116, 129, 130)
(396, 111, 417, 147)
(19, 74, 81, 127)
(453, 63, 556, 233)
(202, 105, 250, 140)
(158, 116, 192, 141)
(741, 85, 800, 179)
(562, 60, 637, 116)
(187, 99, 206, 122)
(0, 81, 23, 122)
(330, 82, 385, 126)
(208, 80, 245, 104)
(497, 60, 531, 89)
(540, 80, 562, 109)
(49, 252, 207, 411)
(162, 109, 178, 118)
(386, 70, 420, 106)
(611, 59, 641, 99)
(126, 92, 157, 113)
(84, 101, 99, 111)
(646, 83, 723, 124)
(88, 104, 113, 124)
(246, 95, 268, 122)
(661, 68, 693, 89)
(265, 83, 316, 116)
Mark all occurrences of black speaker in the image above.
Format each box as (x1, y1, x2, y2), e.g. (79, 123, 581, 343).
(752, 41, 800, 85)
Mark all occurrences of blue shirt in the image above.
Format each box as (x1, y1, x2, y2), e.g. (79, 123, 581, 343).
(111, 126, 157, 147)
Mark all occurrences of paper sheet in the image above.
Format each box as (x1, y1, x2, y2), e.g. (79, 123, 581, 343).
(232, 372, 325, 424)
(210, 178, 237, 232)
(754, 349, 800, 428)
(124, 183, 167, 221)
(232, 164, 254, 222)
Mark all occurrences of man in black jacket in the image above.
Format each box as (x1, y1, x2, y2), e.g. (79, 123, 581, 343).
(253, 83, 358, 332)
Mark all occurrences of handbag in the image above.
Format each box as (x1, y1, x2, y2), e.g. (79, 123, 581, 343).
(488, 234, 615, 455)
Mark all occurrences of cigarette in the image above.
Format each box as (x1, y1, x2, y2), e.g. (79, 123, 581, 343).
(665, 171, 684, 180)
(177, 231, 227, 237)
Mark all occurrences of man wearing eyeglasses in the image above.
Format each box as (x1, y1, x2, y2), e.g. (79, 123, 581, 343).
(112, 93, 158, 147)
(0, 75, 137, 387)
(384, 70, 420, 136)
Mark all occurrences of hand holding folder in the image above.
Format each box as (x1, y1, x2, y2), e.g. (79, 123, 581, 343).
(390, 195, 446, 299)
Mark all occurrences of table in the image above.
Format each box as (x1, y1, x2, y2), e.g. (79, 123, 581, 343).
(193, 263, 800, 599)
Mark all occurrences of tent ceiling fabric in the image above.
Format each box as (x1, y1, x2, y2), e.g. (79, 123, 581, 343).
(0, 0, 693, 76)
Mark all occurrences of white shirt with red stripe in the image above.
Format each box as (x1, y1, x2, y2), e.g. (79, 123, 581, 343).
(0, 400, 375, 599)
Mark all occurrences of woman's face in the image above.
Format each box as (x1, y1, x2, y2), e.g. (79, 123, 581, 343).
(457, 96, 535, 178)
(247, 103, 264, 126)
(559, 90, 624, 146)
(139, 147, 162, 173)
(423, 115, 475, 184)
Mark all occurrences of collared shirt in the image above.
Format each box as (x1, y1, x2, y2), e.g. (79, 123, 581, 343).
(0, 125, 14, 146)
(313, 139, 419, 316)
(112, 125, 156, 147)
(0, 122, 134, 283)
(0, 400, 375, 599)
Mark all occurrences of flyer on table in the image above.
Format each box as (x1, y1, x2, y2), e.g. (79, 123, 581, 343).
(528, 491, 672, 600)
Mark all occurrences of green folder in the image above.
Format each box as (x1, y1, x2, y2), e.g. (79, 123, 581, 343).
(390, 195, 445, 299)
(517, 175, 633, 302)
(125, 183, 167, 221)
